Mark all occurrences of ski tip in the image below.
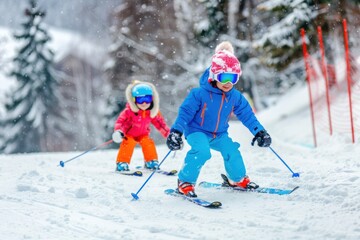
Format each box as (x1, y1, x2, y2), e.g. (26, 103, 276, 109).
(133, 171, 143, 176)
(116, 170, 143, 176)
(290, 186, 300, 193)
(169, 170, 178, 175)
(207, 201, 222, 208)
(220, 174, 229, 182)
(162, 169, 178, 176)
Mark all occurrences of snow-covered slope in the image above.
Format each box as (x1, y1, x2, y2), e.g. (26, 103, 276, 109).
(1, 84, 359, 240)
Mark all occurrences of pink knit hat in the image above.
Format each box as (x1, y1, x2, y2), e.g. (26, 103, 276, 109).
(209, 41, 242, 80)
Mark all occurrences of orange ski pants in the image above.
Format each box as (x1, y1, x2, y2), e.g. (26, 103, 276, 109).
(116, 135, 158, 164)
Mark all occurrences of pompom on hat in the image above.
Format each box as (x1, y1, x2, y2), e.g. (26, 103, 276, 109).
(209, 41, 242, 81)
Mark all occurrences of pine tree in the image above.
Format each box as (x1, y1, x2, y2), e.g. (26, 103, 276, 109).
(104, 0, 207, 140)
(195, 0, 229, 46)
(255, 0, 318, 71)
(253, 0, 360, 94)
(0, 0, 63, 153)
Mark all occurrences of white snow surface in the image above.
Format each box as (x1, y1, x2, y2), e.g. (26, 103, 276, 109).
(1, 83, 359, 240)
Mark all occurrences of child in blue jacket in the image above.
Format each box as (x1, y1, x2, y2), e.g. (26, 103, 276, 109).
(166, 41, 272, 197)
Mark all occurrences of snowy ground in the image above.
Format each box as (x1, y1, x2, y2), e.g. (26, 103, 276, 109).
(1, 84, 359, 240)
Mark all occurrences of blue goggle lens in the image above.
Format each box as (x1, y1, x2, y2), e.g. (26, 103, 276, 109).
(216, 73, 239, 85)
(135, 95, 153, 104)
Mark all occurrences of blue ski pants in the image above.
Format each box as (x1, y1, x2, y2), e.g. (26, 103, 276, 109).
(178, 132, 246, 184)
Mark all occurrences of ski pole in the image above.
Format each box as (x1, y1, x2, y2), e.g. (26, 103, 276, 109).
(269, 146, 300, 178)
(131, 150, 172, 200)
(58, 140, 113, 167)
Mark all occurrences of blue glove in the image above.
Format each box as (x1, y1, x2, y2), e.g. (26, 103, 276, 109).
(251, 130, 271, 147)
(166, 129, 183, 150)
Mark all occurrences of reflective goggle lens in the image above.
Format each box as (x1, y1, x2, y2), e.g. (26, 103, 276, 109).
(135, 95, 153, 104)
(215, 72, 239, 85)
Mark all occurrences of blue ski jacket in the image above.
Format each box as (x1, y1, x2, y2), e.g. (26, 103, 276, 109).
(172, 68, 264, 138)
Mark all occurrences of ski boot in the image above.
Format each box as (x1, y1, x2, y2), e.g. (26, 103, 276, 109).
(116, 162, 129, 171)
(144, 160, 159, 170)
(177, 180, 197, 197)
(222, 174, 259, 190)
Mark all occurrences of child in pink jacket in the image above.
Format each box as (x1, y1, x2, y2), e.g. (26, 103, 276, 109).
(112, 80, 170, 171)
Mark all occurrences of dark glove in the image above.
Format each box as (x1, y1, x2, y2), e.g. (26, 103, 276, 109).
(251, 130, 271, 147)
(166, 129, 183, 150)
(112, 130, 125, 143)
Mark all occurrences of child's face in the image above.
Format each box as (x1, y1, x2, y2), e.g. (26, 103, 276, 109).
(136, 102, 151, 110)
(216, 81, 234, 92)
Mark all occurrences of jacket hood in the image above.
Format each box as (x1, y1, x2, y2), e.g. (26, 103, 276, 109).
(125, 80, 160, 118)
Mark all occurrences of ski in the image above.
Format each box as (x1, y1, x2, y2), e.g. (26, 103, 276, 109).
(136, 166, 178, 176)
(164, 189, 222, 208)
(198, 174, 299, 195)
(114, 170, 143, 177)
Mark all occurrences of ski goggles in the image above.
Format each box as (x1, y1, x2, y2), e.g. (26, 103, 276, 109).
(213, 72, 240, 85)
(135, 95, 153, 104)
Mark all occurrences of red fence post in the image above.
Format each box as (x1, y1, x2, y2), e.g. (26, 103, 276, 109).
(342, 19, 355, 143)
(317, 26, 333, 135)
(301, 28, 317, 147)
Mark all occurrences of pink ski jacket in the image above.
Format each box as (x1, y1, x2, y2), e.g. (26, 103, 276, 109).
(114, 103, 169, 138)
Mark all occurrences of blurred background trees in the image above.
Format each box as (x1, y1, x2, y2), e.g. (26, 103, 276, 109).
(0, 0, 359, 153)
(0, 0, 68, 153)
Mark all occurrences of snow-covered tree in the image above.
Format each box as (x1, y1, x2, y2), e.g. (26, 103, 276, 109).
(195, 0, 229, 46)
(253, 0, 359, 97)
(105, 0, 360, 118)
(254, 0, 318, 71)
(104, 0, 212, 139)
(254, 0, 360, 69)
(0, 0, 65, 153)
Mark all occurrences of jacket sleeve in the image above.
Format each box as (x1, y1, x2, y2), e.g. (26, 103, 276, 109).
(151, 111, 170, 138)
(233, 92, 264, 136)
(114, 107, 132, 134)
(171, 89, 202, 134)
